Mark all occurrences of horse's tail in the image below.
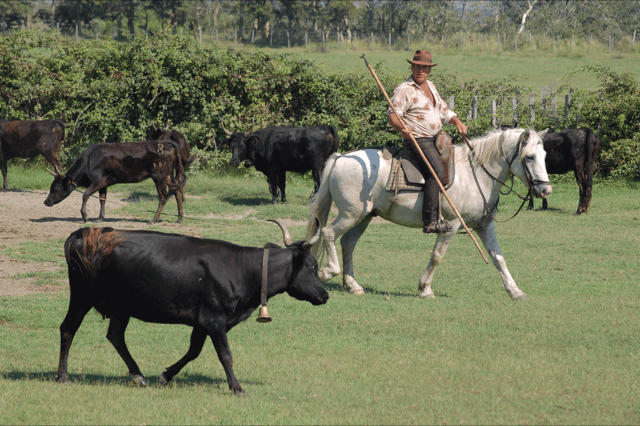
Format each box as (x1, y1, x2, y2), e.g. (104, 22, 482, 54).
(306, 152, 341, 257)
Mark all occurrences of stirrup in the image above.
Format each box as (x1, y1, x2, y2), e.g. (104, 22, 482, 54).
(423, 220, 452, 234)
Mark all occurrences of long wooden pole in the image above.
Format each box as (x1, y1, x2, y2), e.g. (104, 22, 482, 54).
(361, 54, 488, 264)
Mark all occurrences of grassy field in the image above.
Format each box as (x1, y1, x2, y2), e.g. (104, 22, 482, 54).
(1, 163, 639, 424)
(240, 39, 640, 95)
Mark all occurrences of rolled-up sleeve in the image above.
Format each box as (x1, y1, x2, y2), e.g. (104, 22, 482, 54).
(388, 87, 408, 117)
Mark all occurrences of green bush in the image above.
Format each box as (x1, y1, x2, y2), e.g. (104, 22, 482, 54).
(599, 137, 640, 179)
(1, 31, 639, 179)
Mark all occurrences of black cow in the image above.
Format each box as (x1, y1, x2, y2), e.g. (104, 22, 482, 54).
(223, 122, 339, 204)
(44, 140, 186, 223)
(0, 119, 65, 191)
(528, 127, 601, 215)
(57, 220, 328, 395)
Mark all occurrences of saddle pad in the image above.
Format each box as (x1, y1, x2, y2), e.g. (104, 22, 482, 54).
(384, 145, 456, 194)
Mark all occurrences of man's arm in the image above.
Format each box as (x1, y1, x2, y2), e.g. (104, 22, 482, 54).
(449, 115, 468, 136)
(388, 113, 412, 140)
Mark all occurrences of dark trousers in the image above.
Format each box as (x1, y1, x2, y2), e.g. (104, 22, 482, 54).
(405, 137, 445, 225)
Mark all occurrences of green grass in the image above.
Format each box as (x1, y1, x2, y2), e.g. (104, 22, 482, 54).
(252, 43, 640, 95)
(1, 167, 639, 424)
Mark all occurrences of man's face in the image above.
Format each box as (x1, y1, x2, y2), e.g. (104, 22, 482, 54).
(411, 63, 431, 84)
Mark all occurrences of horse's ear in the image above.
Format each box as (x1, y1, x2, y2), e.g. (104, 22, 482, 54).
(537, 128, 549, 140)
(521, 129, 531, 146)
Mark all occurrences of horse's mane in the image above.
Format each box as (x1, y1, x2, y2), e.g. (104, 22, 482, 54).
(466, 128, 524, 167)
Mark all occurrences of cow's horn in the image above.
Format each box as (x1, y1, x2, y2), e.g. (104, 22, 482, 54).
(47, 167, 62, 177)
(221, 118, 232, 136)
(268, 219, 293, 247)
(304, 218, 322, 248)
(46, 167, 56, 176)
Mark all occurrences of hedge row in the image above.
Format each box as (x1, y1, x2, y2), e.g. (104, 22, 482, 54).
(1, 30, 638, 178)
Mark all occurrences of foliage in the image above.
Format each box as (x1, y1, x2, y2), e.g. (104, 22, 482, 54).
(1, 30, 639, 178)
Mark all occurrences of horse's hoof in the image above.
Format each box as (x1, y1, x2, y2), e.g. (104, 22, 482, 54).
(513, 294, 528, 301)
(419, 293, 436, 299)
(349, 288, 364, 295)
(132, 375, 148, 386)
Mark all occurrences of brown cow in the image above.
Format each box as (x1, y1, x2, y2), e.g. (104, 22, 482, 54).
(0, 119, 65, 191)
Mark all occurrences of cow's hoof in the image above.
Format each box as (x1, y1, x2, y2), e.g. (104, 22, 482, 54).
(176, 218, 183, 224)
(132, 374, 148, 386)
(232, 388, 246, 397)
(57, 373, 70, 384)
(158, 373, 170, 386)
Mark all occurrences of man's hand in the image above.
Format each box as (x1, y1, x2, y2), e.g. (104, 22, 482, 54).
(450, 116, 468, 136)
(400, 127, 413, 140)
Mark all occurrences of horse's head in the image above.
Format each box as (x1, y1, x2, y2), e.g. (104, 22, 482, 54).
(510, 129, 552, 199)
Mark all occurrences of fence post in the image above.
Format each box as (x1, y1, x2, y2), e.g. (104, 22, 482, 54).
(529, 94, 535, 124)
(235, 29, 237, 48)
(515, 33, 518, 51)
(491, 100, 497, 128)
(472, 96, 478, 120)
(448, 95, 455, 111)
(371, 32, 373, 50)
(533, 34, 535, 52)
(541, 86, 547, 111)
(407, 32, 410, 51)
(564, 89, 573, 120)
(551, 82, 558, 120)
(512, 97, 518, 126)
(305, 32, 307, 49)
(355, 32, 357, 50)
(481, 33, 483, 52)
(388, 32, 391, 51)
(337, 31, 340, 50)
(251, 30, 254, 45)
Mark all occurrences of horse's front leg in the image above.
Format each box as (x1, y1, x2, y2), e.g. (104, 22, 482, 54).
(476, 221, 527, 300)
(418, 232, 456, 298)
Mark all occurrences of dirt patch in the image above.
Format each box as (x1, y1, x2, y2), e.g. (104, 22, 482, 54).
(0, 189, 191, 297)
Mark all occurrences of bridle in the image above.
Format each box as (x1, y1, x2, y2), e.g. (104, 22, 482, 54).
(468, 132, 549, 224)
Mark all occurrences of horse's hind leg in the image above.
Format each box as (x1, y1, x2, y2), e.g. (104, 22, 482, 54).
(318, 215, 361, 284)
(340, 215, 374, 294)
(476, 222, 527, 300)
(418, 233, 456, 298)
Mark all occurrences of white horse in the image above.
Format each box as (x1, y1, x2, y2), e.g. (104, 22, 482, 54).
(306, 128, 551, 300)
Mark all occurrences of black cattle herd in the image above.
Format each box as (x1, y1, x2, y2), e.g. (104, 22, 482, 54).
(0, 118, 599, 394)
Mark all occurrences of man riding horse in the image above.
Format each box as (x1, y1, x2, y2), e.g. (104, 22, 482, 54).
(388, 50, 469, 234)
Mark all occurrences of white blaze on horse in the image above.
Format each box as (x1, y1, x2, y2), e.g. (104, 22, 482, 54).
(306, 128, 551, 300)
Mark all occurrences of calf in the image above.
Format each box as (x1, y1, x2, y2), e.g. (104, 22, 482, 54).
(222, 122, 339, 204)
(57, 221, 328, 395)
(44, 140, 186, 223)
(0, 119, 65, 191)
(528, 127, 601, 215)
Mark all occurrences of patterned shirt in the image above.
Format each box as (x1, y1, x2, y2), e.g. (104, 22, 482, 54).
(388, 77, 457, 138)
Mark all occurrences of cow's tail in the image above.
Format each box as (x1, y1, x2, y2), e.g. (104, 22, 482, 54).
(168, 142, 188, 195)
(584, 128, 601, 209)
(306, 152, 341, 258)
(64, 227, 124, 281)
(329, 125, 340, 154)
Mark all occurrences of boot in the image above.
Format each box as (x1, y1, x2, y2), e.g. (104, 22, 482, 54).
(423, 220, 452, 234)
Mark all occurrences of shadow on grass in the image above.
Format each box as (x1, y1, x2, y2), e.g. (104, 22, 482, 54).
(30, 217, 149, 224)
(221, 196, 271, 206)
(323, 281, 451, 298)
(1, 371, 264, 388)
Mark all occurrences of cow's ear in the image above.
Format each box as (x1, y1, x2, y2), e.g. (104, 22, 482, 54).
(65, 176, 75, 187)
(248, 136, 258, 145)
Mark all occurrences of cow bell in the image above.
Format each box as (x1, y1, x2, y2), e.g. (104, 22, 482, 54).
(256, 305, 272, 323)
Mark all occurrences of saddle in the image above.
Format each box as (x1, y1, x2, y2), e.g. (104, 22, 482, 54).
(384, 131, 456, 194)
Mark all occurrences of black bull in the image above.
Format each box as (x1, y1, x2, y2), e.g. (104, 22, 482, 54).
(0, 119, 65, 191)
(528, 127, 601, 215)
(57, 221, 328, 395)
(223, 124, 339, 204)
